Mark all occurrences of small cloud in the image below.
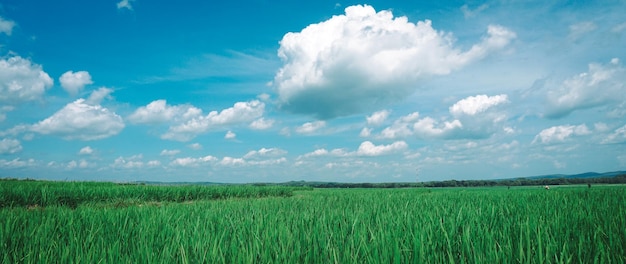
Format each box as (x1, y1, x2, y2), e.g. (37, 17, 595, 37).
(117, 0, 134, 10)
(188, 143, 202, 150)
(225, 130, 236, 139)
(162, 100, 264, 141)
(0, 138, 22, 154)
(31, 95, 124, 141)
(366, 110, 390, 126)
(160, 149, 180, 156)
(295, 121, 326, 134)
(359, 127, 372, 137)
(0, 16, 16, 36)
(533, 124, 591, 144)
(78, 146, 94, 155)
(356, 141, 408, 156)
(59, 71, 93, 96)
(602, 124, 626, 144)
(170, 155, 217, 167)
(545, 58, 625, 118)
(449, 94, 508, 116)
(249, 118, 274, 130)
(460, 4, 489, 18)
(0, 56, 53, 104)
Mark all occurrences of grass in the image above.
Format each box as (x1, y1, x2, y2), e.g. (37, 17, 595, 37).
(1, 180, 625, 263)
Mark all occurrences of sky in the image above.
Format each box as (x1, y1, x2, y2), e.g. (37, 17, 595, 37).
(0, 0, 625, 183)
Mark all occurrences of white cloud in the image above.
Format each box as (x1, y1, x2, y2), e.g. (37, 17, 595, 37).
(0, 158, 35, 168)
(0, 17, 16, 36)
(366, 110, 390, 126)
(162, 100, 264, 141)
(220, 156, 246, 166)
(546, 58, 625, 118)
(0, 56, 53, 103)
(356, 141, 407, 156)
(274, 4, 516, 119)
(59, 71, 93, 96)
(533, 124, 591, 144)
(413, 117, 463, 138)
(243, 147, 287, 159)
(67, 159, 89, 169)
(160, 149, 180, 156)
(112, 155, 145, 169)
(379, 112, 420, 139)
(602, 124, 626, 144)
(249, 118, 274, 130)
(449, 94, 508, 116)
(31, 90, 124, 140)
(295, 121, 326, 134)
(86, 87, 114, 105)
(170, 155, 217, 167)
(79, 146, 94, 155)
(0, 138, 22, 154)
(224, 130, 236, 139)
(128, 100, 201, 124)
(359, 127, 372, 137)
(117, 0, 134, 10)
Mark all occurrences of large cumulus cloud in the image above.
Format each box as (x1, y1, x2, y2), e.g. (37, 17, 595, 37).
(273, 4, 516, 119)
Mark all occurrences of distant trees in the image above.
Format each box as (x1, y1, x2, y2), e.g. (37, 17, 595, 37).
(276, 174, 626, 189)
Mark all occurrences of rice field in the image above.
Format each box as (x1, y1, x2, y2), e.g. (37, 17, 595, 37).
(1, 180, 625, 263)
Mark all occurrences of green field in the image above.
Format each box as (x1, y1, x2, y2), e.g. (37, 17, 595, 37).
(1, 180, 625, 263)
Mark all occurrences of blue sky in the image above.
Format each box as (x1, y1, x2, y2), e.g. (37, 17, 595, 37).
(0, 0, 625, 183)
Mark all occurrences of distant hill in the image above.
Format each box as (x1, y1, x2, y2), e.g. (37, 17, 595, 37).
(525, 171, 626, 180)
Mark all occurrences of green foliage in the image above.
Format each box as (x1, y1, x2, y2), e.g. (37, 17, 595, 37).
(1, 181, 625, 263)
(0, 179, 303, 208)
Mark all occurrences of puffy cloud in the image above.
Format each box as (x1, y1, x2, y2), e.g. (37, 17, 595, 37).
(295, 121, 326, 134)
(224, 130, 236, 139)
(356, 141, 407, 156)
(249, 118, 274, 130)
(546, 58, 625, 118)
(128, 100, 201, 124)
(274, 5, 515, 119)
(533, 124, 591, 144)
(112, 155, 146, 169)
(117, 0, 134, 10)
(0, 56, 53, 103)
(160, 149, 180, 156)
(0, 17, 16, 36)
(78, 146, 94, 155)
(366, 110, 390, 126)
(31, 90, 124, 140)
(602, 124, 626, 144)
(0, 138, 22, 154)
(449, 94, 508, 116)
(413, 117, 463, 138)
(162, 100, 264, 141)
(59, 71, 93, 96)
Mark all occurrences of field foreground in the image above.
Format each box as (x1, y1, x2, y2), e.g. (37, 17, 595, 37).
(1, 180, 625, 263)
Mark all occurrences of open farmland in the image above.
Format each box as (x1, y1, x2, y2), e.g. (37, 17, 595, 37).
(1, 180, 625, 263)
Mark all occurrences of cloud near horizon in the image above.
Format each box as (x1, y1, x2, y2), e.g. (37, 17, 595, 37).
(274, 4, 516, 119)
